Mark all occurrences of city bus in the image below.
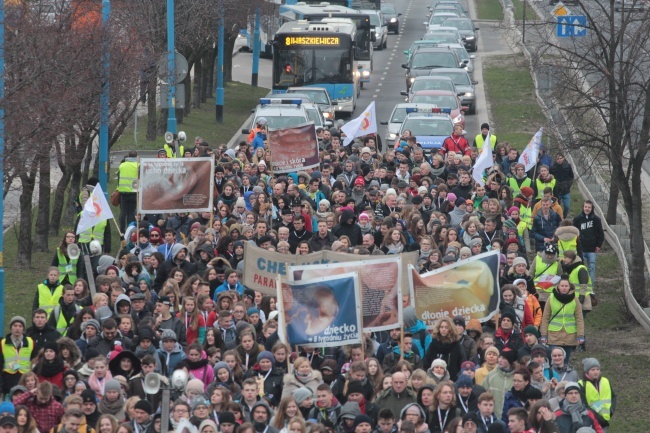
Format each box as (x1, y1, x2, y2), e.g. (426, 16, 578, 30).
(279, 3, 374, 86)
(271, 19, 359, 115)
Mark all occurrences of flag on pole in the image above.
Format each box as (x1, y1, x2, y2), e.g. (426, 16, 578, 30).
(340, 102, 378, 145)
(472, 131, 493, 186)
(519, 127, 543, 171)
(76, 184, 115, 235)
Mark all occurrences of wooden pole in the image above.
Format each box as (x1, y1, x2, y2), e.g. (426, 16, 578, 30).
(277, 275, 292, 374)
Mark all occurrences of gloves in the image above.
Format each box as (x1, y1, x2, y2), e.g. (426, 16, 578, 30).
(578, 337, 585, 344)
(540, 337, 548, 344)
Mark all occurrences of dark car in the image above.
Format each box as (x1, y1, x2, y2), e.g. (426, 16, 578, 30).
(401, 46, 464, 91)
(381, 3, 402, 34)
(441, 17, 479, 52)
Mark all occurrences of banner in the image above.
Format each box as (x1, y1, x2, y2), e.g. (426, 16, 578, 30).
(242, 243, 418, 296)
(76, 184, 114, 235)
(289, 256, 403, 333)
(472, 131, 493, 186)
(341, 101, 378, 146)
(519, 127, 543, 171)
(267, 123, 320, 173)
(278, 272, 362, 347)
(408, 250, 501, 328)
(138, 157, 214, 213)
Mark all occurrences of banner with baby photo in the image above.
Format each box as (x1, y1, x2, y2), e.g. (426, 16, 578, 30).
(289, 256, 403, 333)
(277, 272, 362, 348)
(408, 249, 501, 328)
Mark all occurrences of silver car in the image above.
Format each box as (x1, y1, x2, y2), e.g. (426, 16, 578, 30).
(380, 103, 438, 146)
(364, 9, 388, 50)
(428, 68, 478, 114)
(438, 43, 475, 79)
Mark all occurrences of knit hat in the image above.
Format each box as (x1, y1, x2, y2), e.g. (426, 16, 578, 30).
(244, 288, 256, 301)
(43, 341, 59, 354)
(346, 380, 366, 397)
(447, 193, 457, 203)
(353, 414, 374, 429)
(453, 315, 466, 329)
(500, 310, 517, 325)
(564, 382, 581, 394)
(403, 306, 418, 329)
(331, 240, 345, 252)
(319, 199, 331, 209)
(466, 319, 482, 334)
(9, 316, 25, 329)
(293, 387, 313, 404)
(431, 359, 447, 369)
(487, 424, 507, 433)
(530, 344, 549, 360)
(459, 246, 471, 257)
(257, 351, 274, 364)
(500, 349, 518, 366)
(161, 329, 177, 341)
(186, 379, 205, 396)
(512, 278, 527, 287)
(512, 257, 527, 267)
(468, 237, 482, 248)
(462, 413, 480, 427)
(485, 346, 500, 358)
(81, 389, 96, 404)
(340, 401, 361, 420)
(442, 254, 457, 263)
(192, 397, 210, 411)
(520, 186, 534, 198)
(460, 361, 476, 371)
(582, 357, 601, 373)
(0, 403, 14, 416)
(63, 370, 79, 381)
(455, 196, 467, 207)
(358, 213, 370, 222)
(524, 325, 540, 339)
(103, 379, 121, 394)
(456, 374, 473, 389)
(354, 177, 365, 187)
(199, 420, 219, 433)
(135, 399, 153, 415)
(219, 412, 237, 425)
(525, 387, 543, 400)
(247, 307, 260, 316)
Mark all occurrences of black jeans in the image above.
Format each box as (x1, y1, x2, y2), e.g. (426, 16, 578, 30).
(119, 192, 137, 232)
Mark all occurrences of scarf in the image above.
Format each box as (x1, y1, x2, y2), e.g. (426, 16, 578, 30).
(186, 358, 209, 371)
(98, 396, 124, 415)
(37, 357, 65, 378)
(430, 166, 445, 178)
(88, 372, 113, 397)
(358, 222, 372, 235)
(294, 371, 314, 384)
(553, 288, 576, 304)
(386, 243, 404, 254)
(510, 384, 530, 404)
(561, 398, 588, 428)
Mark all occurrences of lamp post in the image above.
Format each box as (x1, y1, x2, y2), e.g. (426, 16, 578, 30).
(0, 0, 5, 334)
(99, 0, 110, 192)
(166, 0, 177, 133)
(216, 1, 224, 123)
(252, 6, 260, 87)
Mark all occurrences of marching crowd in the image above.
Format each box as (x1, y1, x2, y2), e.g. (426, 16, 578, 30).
(8, 121, 614, 433)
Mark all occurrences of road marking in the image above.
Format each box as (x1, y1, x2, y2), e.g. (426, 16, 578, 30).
(381, 77, 385, 80)
(378, 83, 383, 86)
(373, 95, 377, 99)
(383, 72, 387, 75)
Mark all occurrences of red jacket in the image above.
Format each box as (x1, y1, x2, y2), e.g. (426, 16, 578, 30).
(440, 134, 471, 156)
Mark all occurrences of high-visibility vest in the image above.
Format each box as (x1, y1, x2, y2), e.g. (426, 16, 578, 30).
(56, 248, 78, 284)
(519, 203, 533, 230)
(37, 283, 64, 316)
(533, 255, 559, 293)
(535, 177, 556, 199)
(52, 305, 81, 336)
(558, 237, 578, 258)
(1, 337, 34, 374)
(77, 218, 106, 244)
(569, 264, 593, 296)
(164, 144, 185, 158)
(117, 161, 139, 192)
(547, 293, 577, 333)
(475, 133, 497, 151)
(508, 177, 532, 196)
(579, 377, 613, 421)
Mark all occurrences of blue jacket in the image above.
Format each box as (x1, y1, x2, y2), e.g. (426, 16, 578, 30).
(252, 131, 266, 151)
(531, 209, 561, 251)
(156, 342, 187, 377)
(501, 389, 526, 426)
(214, 281, 245, 299)
(407, 320, 432, 358)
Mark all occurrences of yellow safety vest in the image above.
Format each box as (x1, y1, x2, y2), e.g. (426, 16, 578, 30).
(117, 161, 139, 193)
(519, 203, 533, 230)
(535, 178, 556, 199)
(534, 255, 559, 293)
(52, 305, 80, 336)
(77, 218, 107, 244)
(1, 337, 34, 374)
(547, 293, 577, 333)
(164, 144, 185, 158)
(475, 133, 497, 151)
(569, 264, 593, 296)
(37, 283, 64, 316)
(56, 249, 78, 284)
(579, 378, 612, 421)
(508, 177, 532, 196)
(558, 237, 578, 258)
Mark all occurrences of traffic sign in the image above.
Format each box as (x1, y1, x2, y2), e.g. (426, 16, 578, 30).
(551, 2, 572, 16)
(557, 15, 587, 38)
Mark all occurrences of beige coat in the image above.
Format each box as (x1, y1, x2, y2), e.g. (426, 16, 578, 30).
(540, 291, 584, 346)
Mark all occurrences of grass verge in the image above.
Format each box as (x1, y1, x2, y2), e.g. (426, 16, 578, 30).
(485, 54, 650, 432)
(112, 82, 270, 151)
(476, 0, 540, 21)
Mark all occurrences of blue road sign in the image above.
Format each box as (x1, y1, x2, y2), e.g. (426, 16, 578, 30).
(557, 15, 587, 38)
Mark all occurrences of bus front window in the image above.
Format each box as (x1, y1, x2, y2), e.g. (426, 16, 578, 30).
(275, 48, 350, 86)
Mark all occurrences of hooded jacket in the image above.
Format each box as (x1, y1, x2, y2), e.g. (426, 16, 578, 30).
(153, 244, 197, 291)
(26, 323, 61, 358)
(88, 330, 134, 356)
(156, 340, 186, 378)
(113, 294, 131, 316)
(308, 395, 342, 425)
(403, 307, 432, 358)
(572, 210, 604, 253)
(332, 209, 362, 246)
(194, 243, 215, 276)
(251, 400, 280, 433)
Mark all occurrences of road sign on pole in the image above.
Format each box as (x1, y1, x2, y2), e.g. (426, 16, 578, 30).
(557, 15, 587, 38)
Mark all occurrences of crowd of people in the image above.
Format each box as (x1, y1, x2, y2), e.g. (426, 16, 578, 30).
(12, 117, 614, 433)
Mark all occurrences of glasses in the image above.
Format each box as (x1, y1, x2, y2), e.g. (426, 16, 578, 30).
(66, 235, 76, 239)
(174, 408, 189, 413)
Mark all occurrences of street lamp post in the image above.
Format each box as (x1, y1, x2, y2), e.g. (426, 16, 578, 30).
(0, 0, 5, 334)
(252, 6, 260, 87)
(216, 2, 224, 123)
(167, 0, 177, 133)
(99, 0, 110, 192)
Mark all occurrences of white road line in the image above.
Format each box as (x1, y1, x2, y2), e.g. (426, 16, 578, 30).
(378, 83, 383, 86)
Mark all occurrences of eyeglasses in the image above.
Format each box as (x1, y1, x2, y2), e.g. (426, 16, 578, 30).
(174, 408, 189, 413)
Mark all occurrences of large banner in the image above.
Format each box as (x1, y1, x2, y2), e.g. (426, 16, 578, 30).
(289, 256, 403, 333)
(408, 250, 501, 328)
(278, 272, 362, 348)
(138, 157, 214, 213)
(267, 123, 320, 173)
(243, 243, 418, 295)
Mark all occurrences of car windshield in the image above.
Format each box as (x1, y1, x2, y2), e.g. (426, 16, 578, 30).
(381, 4, 396, 14)
(411, 79, 455, 93)
(422, 33, 458, 43)
(305, 108, 322, 127)
(263, 116, 308, 129)
(451, 46, 470, 60)
(402, 118, 453, 136)
(443, 19, 473, 30)
(390, 107, 409, 123)
(433, 72, 470, 86)
(411, 52, 457, 68)
(411, 94, 458, 108)
(369, 14, 381, 26)
(288, 89, 329, 104)
(428, 15, 455, 26)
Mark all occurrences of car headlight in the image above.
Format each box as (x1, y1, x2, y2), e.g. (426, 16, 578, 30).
(323, 112, 332, 119)
(388, 133, 397, 140)
(464, 92, 474, 97)
(465, 36, 475, 40)
(452, 114, 463, 124)
(409, 77, 415, 83)
(390, 18, 397, 22)
(362, 70, 371, 77)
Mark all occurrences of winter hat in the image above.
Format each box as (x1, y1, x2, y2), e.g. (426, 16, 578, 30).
(63, 370, 79, 381)
(213, 362, 232, 379)
(524, 325, 540, 339)
(346, 381, 366, 397)
(403, 306, 418, 329)
(575, 428, 597, 433)
(456, 374, 473, 389)
(95, 306, 113, 324)
(513, 278, 527, 287)
(186, 379, 205, 396)
(453, 315, 466, 329)
(0, 403, 14, 416)
(431, 359, 447, 369)
(512, 257, 527, 267)
(447, 192, 457, 203)
(455, 196, 467, 208)
(466, 319, 482, 334)
(530, 344, 549, 360)
(192, 397, 210, 411)
(340, 401, 361, 420)
(293, 387, 313, 405)
(525, 387, 543, 400)
(358, 213, 370, 222)
(460, 361, 476, 371)
(503, 219, 517, 231)
(247, 307, 260, 316)
(485, 346, 500, 358)
(135, 399, 153, 415)
(105, 265, 120, 276)
(500, 310, 518, 325)
(500, 349, 518, 366)
(507, 206, 520, 216)
(9, 317, 26, 329)
(137, 326, 155, 342)
(442, 254, 457, 263)
(199, 420, 219, 433)
(81, 389, 97, 404)
(43, 341, 59, 354)
(353, 415, 374, 429)
(257, 351, 274, 364)
(582, 357, 601, 373)
(104, 379, 121, 394)
(468, 237, 483, 248)
(487, 423, 507, 433)
(354, 177, 365, 187)
(219, 412, 237, 425)
(564, 382, 581, 394)
(161, 329, 177, 341)
(9, 386, 27, 397)
(258, 160, 267, 167)
(331, 241, 345, 252)
(253, 186, 264, 195)
(520, 187, 534, 198)
(459, 246, 471, 257)
(235, 197, 246, 209)
(319, 199, 331, 209)
(462, 413, 481, 428)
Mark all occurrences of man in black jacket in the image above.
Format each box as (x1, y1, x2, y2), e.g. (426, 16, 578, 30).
(550, 153, 574, 217)
(572, 200, 604, 284)
(26, 309, 61, 357)
(153, 244, 196, 291)
(333, 209, 362, 246)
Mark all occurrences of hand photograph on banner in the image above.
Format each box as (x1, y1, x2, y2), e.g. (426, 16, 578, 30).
(279, 272, 362, 348)
(408, 250, 501, 328)
(267, 123, 320, 173)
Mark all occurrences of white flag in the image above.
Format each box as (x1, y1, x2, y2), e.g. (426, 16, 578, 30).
(472, 131, 493, 186)
(76, 184, 115, 235)
(341, 102, 378, 146)
(519, 127, 543, 171)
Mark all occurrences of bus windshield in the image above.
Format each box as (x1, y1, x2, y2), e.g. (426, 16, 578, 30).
(275, 48, 352, 87)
